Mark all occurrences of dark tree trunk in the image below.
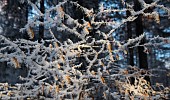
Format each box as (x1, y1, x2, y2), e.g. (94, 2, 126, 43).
(134, 0, 150, 82)
(126, 10, 134, 66)
(134, 0, 148, 69)
(22, 2, 30, 40)
(39, 0, 45, 42)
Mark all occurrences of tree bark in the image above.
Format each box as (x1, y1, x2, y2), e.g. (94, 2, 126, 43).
(134, 0, 148, 69)
(39, 0, 45, 42)
(134, 0, 150, 83)
(126, 10, 134, 66)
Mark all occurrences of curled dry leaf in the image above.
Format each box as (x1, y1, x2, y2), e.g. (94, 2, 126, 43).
(28, 27, 34, 39)
(107, 42, 114, 61)
(55, 42, 59, 48)
(11, 57, 21, 68)
(107, 42, 112, 53)
(101, 76, 105, 84)
(60, 55, 65, 63)
(57, 63, 61, 69)
(56, 85, 60, 93)
(65, 75, 71, 84)
(100, 61, 105, 67)
(59, 6, 64, 12)
(87, 22, 91, 28)
(83, 27, 89, 34)
(123, 70, 128, 75)
(59, 6, 64, 18)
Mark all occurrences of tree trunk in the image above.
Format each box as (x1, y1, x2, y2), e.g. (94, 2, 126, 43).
(134, 0, 148, 69)
(126, 10, 134, 66)
(39, 0, 44, 42)
(134, 0, 150, 82)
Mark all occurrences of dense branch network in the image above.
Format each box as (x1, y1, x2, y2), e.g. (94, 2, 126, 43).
(0, 0, 170, 99)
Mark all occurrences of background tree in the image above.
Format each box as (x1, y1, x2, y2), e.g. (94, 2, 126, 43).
(38, 0, 44, 42)
(0, 0, 28, 39)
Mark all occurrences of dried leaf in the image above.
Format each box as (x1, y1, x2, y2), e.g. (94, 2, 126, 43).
(55, 42, 59, 48)
(56, 85, 60, 93)
(28, 27, 34, 39)
(57, 63, 61, 69)
(100, 61, 105, 67)
(65, 75, 71, 84)
(107, 42, 112, 53)
(123, 70, 128, 75)
(11, 57, 21, 68)
(87, 22, 91, 28)
(49, 85, 52, 93)
(155, 13, 160, 24)
(107, 42, 114, 62)
(61, 80, 64, 88)
(83, 27, 89, 34)
(59, 6, 64, 18)
(101, 76, 105, 84)
(60, 55, 65, 62)
(59, 6, 63, 12)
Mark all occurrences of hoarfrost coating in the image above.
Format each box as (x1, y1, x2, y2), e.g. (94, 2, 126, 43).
(0, 0, 170, 99)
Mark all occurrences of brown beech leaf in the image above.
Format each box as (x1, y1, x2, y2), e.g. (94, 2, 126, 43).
(11, 57, 21, 68)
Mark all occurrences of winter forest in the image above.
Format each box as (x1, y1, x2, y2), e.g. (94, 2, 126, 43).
(0, 0, 170, 99)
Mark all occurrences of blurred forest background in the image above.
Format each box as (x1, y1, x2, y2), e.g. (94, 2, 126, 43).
(0, 0, 170, 99)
